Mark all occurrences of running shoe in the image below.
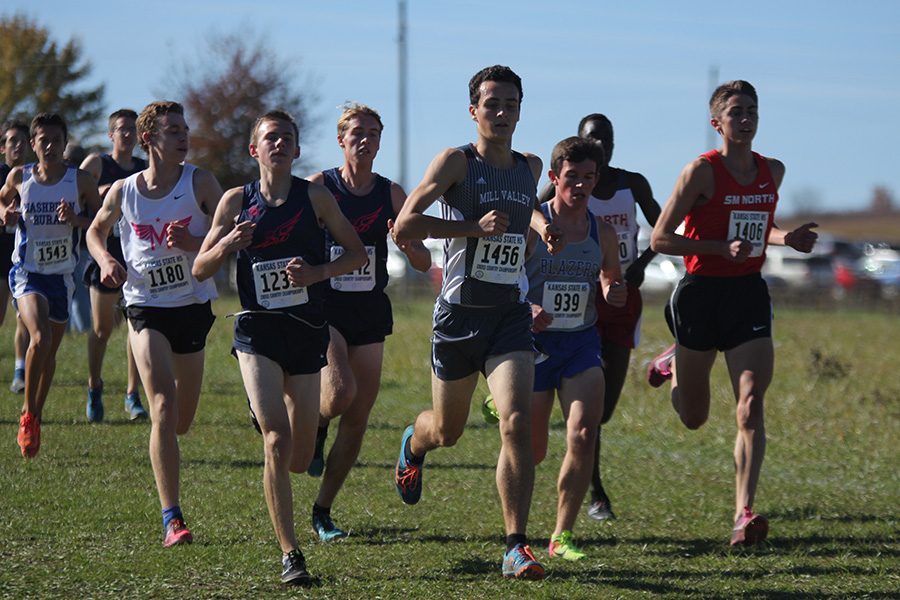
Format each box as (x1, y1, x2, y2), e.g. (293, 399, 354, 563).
(124, 392, 148, 421)
(587, 498, 617, 521)
(311, 508, 348, 542)
(502, 543, 545, 579)
(281, 549, 311, 585)
(307, 427, 327, 477)
(87, 384, 104, 423)
(394, 425, 423, 505)
(481, 394, 499, 424)
(10, 368, 25, 394)
(17, 412, 40, 459)
(549, 530, 587, 561)
(647, 343, 676, 388)
(163, 517, 193, 547)
(730, 506, 768, 546)
(247, 397, 262, 435)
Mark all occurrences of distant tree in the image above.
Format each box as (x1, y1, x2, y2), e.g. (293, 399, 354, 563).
(870, 186, 894, 214)
(163, 32, 318, 189)
(0, 14, 105, 138)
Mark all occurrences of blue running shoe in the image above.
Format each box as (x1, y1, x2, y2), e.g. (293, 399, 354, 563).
(87, 384, 104, 423)
(124, 392, 148, 421)
(394, 425, 423, 504)
(312, 508, 348, 542)
(502, 544, 545, 579)
(307, 427, 327, 477)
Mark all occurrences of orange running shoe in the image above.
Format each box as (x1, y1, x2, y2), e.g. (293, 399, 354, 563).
(17, 412, 40, 458)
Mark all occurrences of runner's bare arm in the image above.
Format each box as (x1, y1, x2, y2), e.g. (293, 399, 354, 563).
(598, 220, 626, 307)
(525, 153, 564, 254)
(168, 168, 224, 252)
(0, 166, 22, 226)
(193, 187, 254, 281)
(625, 172, 662, 286)
(86, 180, 126, 287)
(389, 182, 431, 272)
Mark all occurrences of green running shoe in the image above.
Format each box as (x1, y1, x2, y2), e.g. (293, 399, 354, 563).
(481, 394, 499, 424)
(548, 530, 587, 561)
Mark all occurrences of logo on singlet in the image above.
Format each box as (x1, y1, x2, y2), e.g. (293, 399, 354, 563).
(351, 205, 383, 234)
(131, 216, 193, 250)
(251, 209, 304, 250)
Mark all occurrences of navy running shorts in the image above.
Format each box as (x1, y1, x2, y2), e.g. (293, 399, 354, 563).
(325, 290, 393, 346)
(232, 310, 329, 375)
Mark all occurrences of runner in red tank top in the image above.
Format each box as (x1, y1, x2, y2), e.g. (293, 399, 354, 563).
(649, 81, 818, 546)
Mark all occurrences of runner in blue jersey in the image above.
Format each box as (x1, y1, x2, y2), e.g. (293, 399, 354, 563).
(0, 120, 30, 394)
(80, 109, 148, 422)
(304, 103, 430, 541)
(526, 137, 626, 561)
(194, 110, 365, 585)
(391, 65, 564, 580)
(0, 113, 101, 458)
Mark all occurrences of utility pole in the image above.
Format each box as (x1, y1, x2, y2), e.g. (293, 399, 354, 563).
(398, 0, 409, 190)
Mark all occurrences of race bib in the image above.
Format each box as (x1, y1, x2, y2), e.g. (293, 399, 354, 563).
(138, 254, 191, 299)
(330, 245, 376, 292)
(616, 231, 635, 268)
(541, 281, 589, 330)
(31, 236, 75, 274)
(728, 211, 769, 258)
(471, 233, 525, 285)
(253, 257, 308, 309)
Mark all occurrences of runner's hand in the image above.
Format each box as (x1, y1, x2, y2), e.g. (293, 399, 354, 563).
(166, 222, 191, 249)
(606, 281, 627, 308)
(56, 198, 74, 224)
(723, 239, 752, 262)
(100, 257, 127, 288)
(530, 303, 554, 333)
(785, 222, 818, 253)
(476, 210, 509, 237)
(219, 220, 255, 254)
(541, 222, 565, 255)
(285, 257, 322, 288)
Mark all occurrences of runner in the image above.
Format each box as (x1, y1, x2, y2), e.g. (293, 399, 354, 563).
(305, 103, 430, 541)
(80, 109, 147, 422)
(527, 137, 626, 560)
(193, 110, 366, 584)
(0, 113, 101, 458)
(648, 80, 818, 545)
(87, 101, 221, 546)
(391, 65, 563, 580)
(0, 120, 30, 394)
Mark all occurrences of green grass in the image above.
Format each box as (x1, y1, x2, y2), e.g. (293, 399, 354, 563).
(1, 294, 897, 598)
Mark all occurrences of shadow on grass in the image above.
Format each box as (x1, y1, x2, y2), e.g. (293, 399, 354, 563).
(0, 417, 148, 427)
(355, 461, 495, 471)
(183, 458, 263, 469)
(768, 504, 897, 524)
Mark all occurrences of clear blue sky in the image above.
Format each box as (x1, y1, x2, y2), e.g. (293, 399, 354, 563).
(6, 1, 899, 216)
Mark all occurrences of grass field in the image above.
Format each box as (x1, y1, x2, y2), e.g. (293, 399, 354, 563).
(1, 294, 897, 599)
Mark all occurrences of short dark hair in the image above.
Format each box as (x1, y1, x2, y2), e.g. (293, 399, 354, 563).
(550, 136, 603, 175)
(577, 113, 613, 140)
(1, 119, 29, 145)
(709, 80, 758, 117)
(137, 101, 184, 151)
(250, 110, 300, 145)
(30, 113, 68, 143)
(108, 108, 138, 131)
(468, 65, 523, 106)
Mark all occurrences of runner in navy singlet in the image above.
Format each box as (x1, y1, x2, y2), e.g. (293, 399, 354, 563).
(304, 103, 430, 541)
(80, 109, 148, 422)
(194, 110, 365, 585)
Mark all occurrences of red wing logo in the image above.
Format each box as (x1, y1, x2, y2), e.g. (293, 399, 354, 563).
(131, 216, 193, 250)
(247, 204, 260, 219)
(352, 206, 383, 233)
(252, 208, 303, 249)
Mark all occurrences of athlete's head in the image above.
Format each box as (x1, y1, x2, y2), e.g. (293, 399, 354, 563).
(550, 136, 603, 176)
(469, 65, 523, 106)
(1, 119, 29, 167)
(137, 101, 185, 152)
(337, 103, 383, 138)
(250, 110, 299, 146)
(549, 137, 602, 205)
(709, 80, 757, 119)
(578, 113, 613, 163)
(249, 110, 301, 165)
(108, 108, 138, 153)
(29, 113, 68, 165)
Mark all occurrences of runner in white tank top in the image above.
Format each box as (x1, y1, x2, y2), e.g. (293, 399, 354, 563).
(87, 101, 223, 547)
